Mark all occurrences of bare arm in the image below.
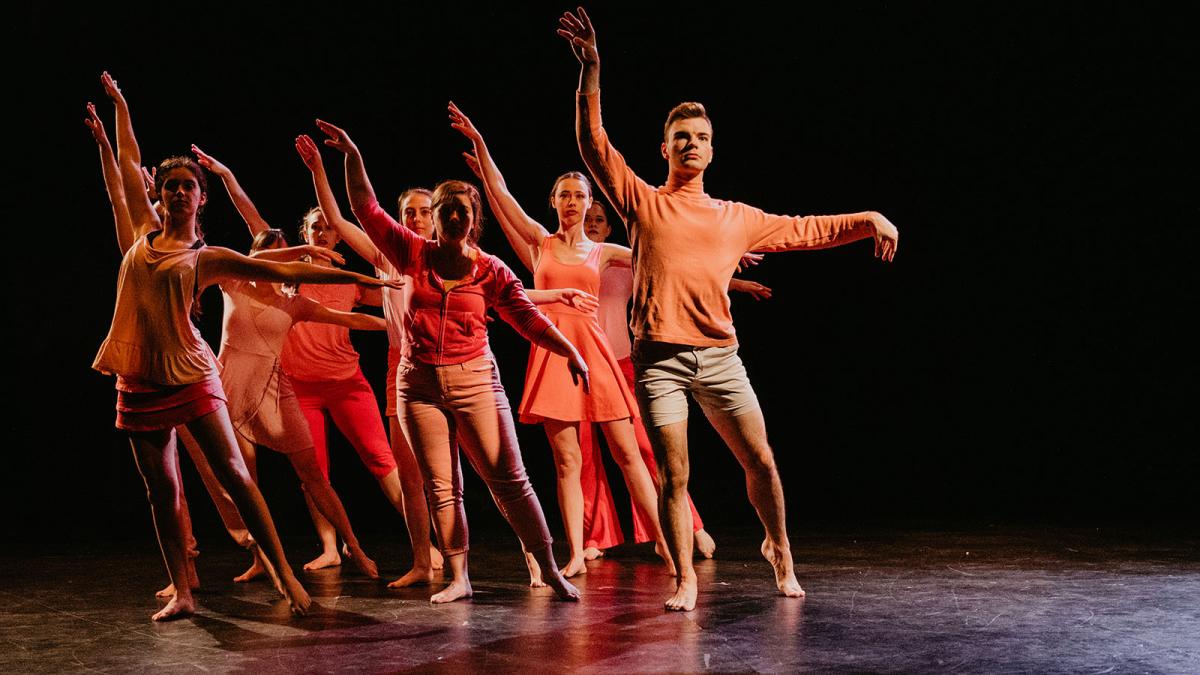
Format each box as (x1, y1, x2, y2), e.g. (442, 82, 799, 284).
(448, 103, 549, 272)
(85, 102, 135, 255)
(191, 144, 271, 235)
(305, 303, 388, 331)
(198, 246, 401, 291)
(295, 134, 384, 268)
(601, 242, 631, 269)
(526, 288, 599, 313)
(314, 119, 378, 217)
(249, 244, 345, 266)
(101, 72, 160, 242)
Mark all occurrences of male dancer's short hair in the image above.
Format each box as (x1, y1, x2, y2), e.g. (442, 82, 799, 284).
(663, 102, 712, 141)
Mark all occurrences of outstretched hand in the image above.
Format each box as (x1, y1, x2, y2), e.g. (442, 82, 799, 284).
(557, 7, 598, 64)
(737, 252, 764, 273)
(301, 245, 345, 266)
(871, 213, 899, 262)
(315, 119, 356, 154)
(295, 134, 324, 172)
(361, 276, 406, 290)
(731, 279, 773, 301)
(559, 288, 599, 313)
(191, 144, 231, 178)
(84, 102, 109, 146)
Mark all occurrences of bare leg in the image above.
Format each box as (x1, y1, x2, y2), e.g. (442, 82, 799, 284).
(385, 416, 442, 586)
(183, 408, 311, 615)
(129, 429, 195, 621)
(156, 453, 200, 598)
(223, 434, 271, 583)
(600, 418, 676, 576)
(523, 550, 547, 587)
(544, 420, 587, 577)
(694, 529, 717, 559)
(702, 407, 803, 599)
(303, 498, 342, 570)
(287, 448, 378, 578)
(645, 420, 697, 611)
(526, 545, 580, 601)
(430, 552, 473, 603)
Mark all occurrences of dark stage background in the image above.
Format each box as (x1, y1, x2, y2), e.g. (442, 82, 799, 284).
(6, 3, 1195, 549)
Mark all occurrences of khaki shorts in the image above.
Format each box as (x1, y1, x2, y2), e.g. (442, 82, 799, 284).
(631, 340, 761, 427)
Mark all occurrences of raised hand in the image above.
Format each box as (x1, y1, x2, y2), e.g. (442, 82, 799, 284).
(558, 288, 599, 313)
(737, 252, 764, 273)
(84, 102, 109, 147)
(191, 144, 231, 178)
(462, 151, 483, 180)
(870, 213, 899, 263)
(315, 119, 356, 154)
(100, 71, 126, 106)
(140, 166, 158, 201)
(294, 134, 324, 172)
(557, 7, 598, 64)
(447, 101, 484, 145)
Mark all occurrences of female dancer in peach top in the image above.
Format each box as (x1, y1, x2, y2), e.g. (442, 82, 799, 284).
(91, 71, 394, 619)
(449, 103, 672, 578)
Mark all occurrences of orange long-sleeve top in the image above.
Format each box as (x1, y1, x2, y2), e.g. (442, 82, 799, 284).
(577, 91, 877, 347)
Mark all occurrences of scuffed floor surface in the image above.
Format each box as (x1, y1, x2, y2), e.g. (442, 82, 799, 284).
(2, 529, 1198, 673)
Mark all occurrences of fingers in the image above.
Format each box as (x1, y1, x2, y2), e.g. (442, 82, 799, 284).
(316, 248, 346, 266)
(577, 6, 594, 32)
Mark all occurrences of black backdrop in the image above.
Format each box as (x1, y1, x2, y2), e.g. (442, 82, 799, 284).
(6, 2, 1195, 548)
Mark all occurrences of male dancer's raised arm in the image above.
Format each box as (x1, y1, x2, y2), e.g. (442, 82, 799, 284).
(559, 8, 651, 225)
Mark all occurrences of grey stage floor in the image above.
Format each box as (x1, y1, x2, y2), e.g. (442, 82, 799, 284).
(1, 528, 1198, 673)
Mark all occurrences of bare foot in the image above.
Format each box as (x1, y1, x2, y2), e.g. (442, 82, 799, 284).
(303, 550, 341, 571)
(155, 583, 176, 599)
(664, 575, 697, 612)
(347, 546, 379, 579)
(524, 552, 547, 588)
(583, 546, 605, 560)
(561, 554, 588, 578)
(152, 593, 195, 621)
(387, 566, 439, 588)
(761, 538, 805, 598)
(542, 570, 581, 602)
(430, 547, 444, 570)
(430, 579, 472, 604)
(281, 574, 312, 615)
(233, 559, 266, 583)
(654, 541, 678, 577)
(694, 529, 716, 559)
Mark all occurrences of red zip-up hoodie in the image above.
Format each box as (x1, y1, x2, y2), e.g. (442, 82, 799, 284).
(354, 198, 554, 366)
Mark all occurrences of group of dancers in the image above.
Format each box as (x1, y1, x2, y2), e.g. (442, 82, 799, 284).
(88, 8, 898, 621)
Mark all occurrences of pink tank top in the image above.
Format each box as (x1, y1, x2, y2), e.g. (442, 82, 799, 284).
(279, 283, 363, 382)
(534, 236, 602, 320)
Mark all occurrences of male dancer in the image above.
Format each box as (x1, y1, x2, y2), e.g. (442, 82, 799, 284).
(559, 8, 899, 611)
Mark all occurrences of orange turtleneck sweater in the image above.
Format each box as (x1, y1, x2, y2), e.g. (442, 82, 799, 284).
(577, 91, 877, 347)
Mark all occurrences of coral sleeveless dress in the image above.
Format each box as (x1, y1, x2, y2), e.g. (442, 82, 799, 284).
(518, 237, 638, 424)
